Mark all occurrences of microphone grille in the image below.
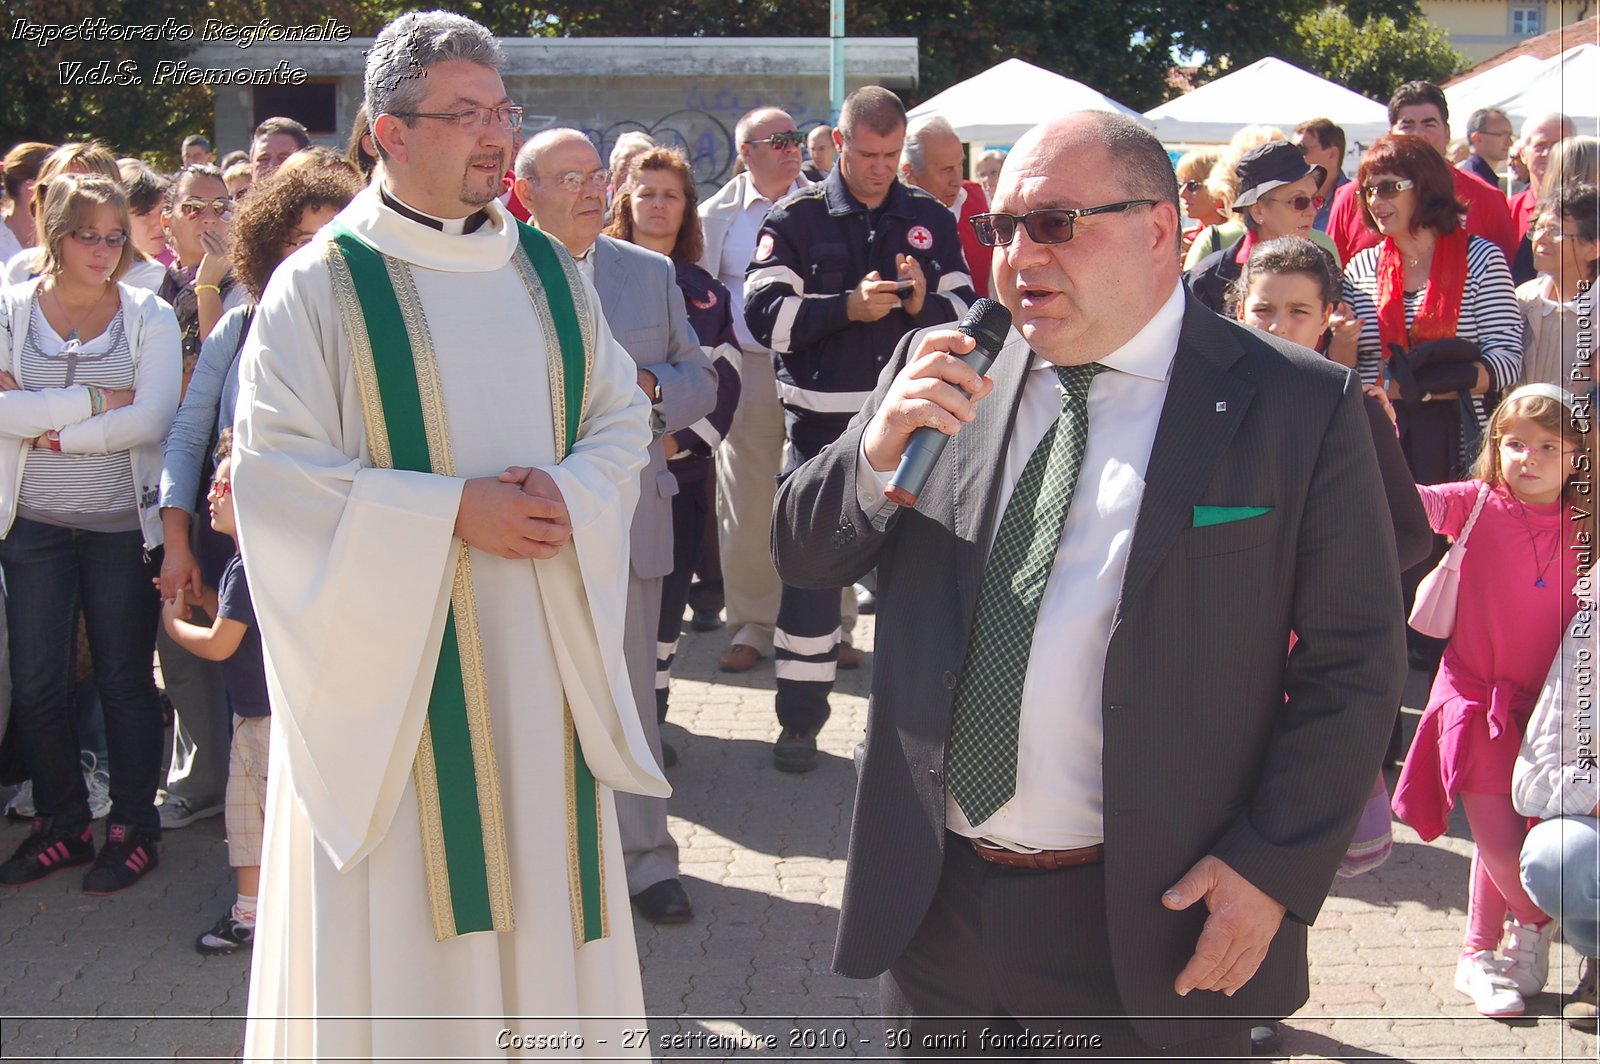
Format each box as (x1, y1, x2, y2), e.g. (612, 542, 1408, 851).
(962, 297, 1012, 350)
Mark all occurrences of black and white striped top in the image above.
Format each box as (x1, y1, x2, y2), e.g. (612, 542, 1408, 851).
(1341, 234, 1523, 400)
(18, 296, 138, 527)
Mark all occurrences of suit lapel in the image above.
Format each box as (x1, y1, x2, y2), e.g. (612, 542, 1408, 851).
(951, 331, 1033, 619)
(1116, 302, 1257, 620)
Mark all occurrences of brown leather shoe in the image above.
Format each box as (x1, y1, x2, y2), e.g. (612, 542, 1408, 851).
(837, 643, 863, 670)
(718, 643, 761, 673)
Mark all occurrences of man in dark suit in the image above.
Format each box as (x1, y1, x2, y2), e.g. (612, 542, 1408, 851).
(516, 129, 717, 926)
(772, 112, 1407, 1057)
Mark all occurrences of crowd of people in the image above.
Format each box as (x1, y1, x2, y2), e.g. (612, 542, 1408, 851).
(0, 8, 1595, 1056)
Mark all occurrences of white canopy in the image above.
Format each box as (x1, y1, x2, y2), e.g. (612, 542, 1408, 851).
(1476, 45, 1600, 139)
(1143, 56, 1391, 146)
(906, 58, 1148, 146)
(1445, 55, 1545, 136)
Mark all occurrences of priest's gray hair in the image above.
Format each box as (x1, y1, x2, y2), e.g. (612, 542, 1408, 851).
(365, 11, 503, 126)
(902, 115, 959, 175)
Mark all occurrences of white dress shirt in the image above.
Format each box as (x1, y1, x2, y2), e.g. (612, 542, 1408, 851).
(719, 176, 806, 352)
(857, 281, 1186, 849)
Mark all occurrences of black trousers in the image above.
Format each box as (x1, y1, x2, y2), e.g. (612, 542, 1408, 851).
(656, 453, 718, 720)
(879, 835, 1251, 1062)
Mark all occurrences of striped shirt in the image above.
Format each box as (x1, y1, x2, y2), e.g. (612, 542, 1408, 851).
(1341, 235, 1524, 406)
(18, 295, 139, 529)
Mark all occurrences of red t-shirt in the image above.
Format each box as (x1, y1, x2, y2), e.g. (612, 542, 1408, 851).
(1508, 187, 1538, 243)
(957, 180, 993, 299)
(1328, 168, 1518, 265)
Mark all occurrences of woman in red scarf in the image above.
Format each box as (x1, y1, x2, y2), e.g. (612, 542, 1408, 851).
(1336, 134, 1522, 487)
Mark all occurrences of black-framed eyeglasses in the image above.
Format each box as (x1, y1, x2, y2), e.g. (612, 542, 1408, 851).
(69, 230, 128, 248)
(1360, 179, 1415, 201)
(753, 130, 804, 150)
(968, 199, 1158, 247)
(388, 104, 524, 133)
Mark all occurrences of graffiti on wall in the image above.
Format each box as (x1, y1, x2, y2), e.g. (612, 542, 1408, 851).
(582, 84, 833, 193)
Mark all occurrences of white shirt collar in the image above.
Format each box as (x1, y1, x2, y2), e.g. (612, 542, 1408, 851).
(742, 173, 805, 210)
(1030, 279, 1185, 384)
(949, 185, 968, 218)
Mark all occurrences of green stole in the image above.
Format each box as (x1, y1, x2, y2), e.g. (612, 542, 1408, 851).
(325, 218, 608, 944)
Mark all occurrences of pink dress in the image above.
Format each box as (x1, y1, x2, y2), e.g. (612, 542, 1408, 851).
(1392, 480, 1579, 841)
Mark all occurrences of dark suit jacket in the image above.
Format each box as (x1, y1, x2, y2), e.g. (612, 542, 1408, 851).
(771, 294, 1407, 1045)
(590, 234, 717, 579)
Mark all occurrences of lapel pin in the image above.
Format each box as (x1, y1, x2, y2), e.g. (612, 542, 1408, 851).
(1215, 401, 1227, 412)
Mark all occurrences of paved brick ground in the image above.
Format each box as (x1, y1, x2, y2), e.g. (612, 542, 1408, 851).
(0, 617, 1595, 1061)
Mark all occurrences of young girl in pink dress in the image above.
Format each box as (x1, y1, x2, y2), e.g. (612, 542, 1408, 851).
(1393, 382, 1590, 1018)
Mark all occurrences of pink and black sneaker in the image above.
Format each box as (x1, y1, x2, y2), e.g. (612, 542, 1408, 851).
(81, 822, 159, 895)
(0, 817, 95, 885)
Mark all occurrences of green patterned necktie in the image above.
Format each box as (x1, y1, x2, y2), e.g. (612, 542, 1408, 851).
(947, 361, 1107, 826)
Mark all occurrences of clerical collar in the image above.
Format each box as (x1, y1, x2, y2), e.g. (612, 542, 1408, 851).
(379, 185, 490, 235)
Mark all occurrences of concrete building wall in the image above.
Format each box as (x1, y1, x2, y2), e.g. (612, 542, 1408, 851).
(192, 37, 917, 192)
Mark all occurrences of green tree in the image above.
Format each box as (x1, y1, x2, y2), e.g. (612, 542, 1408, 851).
(1287, 4, 1467, 102)
(0, 0, 388, 167)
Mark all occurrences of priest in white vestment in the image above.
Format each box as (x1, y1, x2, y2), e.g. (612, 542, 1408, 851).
(230, 12, 666, 1060)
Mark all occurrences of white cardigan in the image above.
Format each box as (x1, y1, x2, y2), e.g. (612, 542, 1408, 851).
(0, 278, 181, 549)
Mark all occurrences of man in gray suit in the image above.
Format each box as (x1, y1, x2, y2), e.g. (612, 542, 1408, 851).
(516, 129, 716, 925)
(773, 113, 1407, 1056)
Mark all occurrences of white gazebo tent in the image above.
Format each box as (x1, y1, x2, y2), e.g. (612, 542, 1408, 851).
(1444, 54, 1544, 136)
(1477, 45, 1600, 139)
(906, 57, 1147, 146)
(1143, 57, 1391, 147)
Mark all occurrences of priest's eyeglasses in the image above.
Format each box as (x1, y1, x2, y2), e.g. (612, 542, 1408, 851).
(969, 200, 1158, 247)
(390, 104, 525, 133)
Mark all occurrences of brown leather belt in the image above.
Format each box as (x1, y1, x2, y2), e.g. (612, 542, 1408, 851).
(970, 839, 1103, 871)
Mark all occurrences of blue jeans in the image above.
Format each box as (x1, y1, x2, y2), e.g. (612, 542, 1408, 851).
(1521, 815, 1600, 958)
(0, 518, 162, 834)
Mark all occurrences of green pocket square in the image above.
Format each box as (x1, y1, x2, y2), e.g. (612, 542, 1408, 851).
(1192, 505, 1272, 528)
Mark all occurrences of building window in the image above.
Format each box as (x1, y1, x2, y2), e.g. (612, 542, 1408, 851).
(1511, 6, 1543, 36)
(253, 81, 338, 136)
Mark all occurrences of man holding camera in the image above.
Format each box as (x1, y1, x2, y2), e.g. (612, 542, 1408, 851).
(744, 86, 974, 772)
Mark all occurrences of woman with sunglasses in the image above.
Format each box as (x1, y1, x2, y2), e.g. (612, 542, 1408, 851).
(157, 165, 248, 392)
(1175, 147, 1225, 255)
(1187, 140, 1335, 315)
(1337, 134, 1522, 488)
(0, 174, 180, 894)
(604, 146, 742, 749)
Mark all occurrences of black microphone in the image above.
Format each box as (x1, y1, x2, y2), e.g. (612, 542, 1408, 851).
(885, 298, 1012, 508)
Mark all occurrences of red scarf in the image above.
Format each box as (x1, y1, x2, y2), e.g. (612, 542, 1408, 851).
(1376, 225, 1468, 358)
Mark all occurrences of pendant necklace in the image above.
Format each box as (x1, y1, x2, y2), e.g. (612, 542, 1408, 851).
(1514, 496, 1559, 588)
(48, 284, 105, 345)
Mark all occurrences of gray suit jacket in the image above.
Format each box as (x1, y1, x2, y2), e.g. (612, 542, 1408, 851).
(772, 295, 1407, 1045)
(590, 235, 717, 579)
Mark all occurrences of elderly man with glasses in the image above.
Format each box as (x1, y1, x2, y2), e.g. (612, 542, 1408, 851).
(515, 126, 716, 930)
(774, 110, 1404, 1058)
(232, 11, 668, 1059)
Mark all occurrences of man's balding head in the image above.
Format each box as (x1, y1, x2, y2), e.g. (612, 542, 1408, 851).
(990, 112, 1182, 365)
(514, 128, 606, 254)
(1523, 112, 1577, 187)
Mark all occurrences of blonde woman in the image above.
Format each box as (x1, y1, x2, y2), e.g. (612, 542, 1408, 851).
(0, 173, 180, 895)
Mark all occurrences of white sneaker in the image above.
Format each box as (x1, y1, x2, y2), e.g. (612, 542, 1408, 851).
(1456, 949, 1526, 1017)
(4, 780, 35, 820)
(81, 753, 110, 821)
(1502, 917, 1559, 996)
